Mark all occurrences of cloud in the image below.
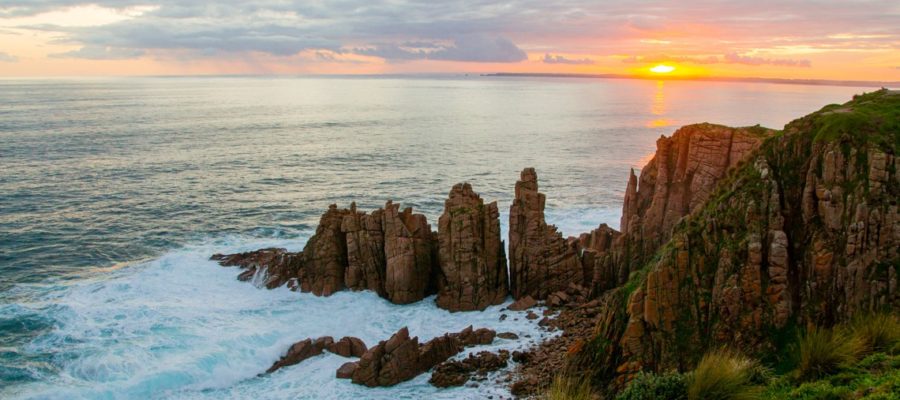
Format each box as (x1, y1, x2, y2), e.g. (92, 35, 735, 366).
(355, 36, 527, 63)
(723, 52, 811, 67)
(0, 51, 17, 62)
(622, 53, 811, 67)
(542, 53, 594, 65)
(50, 45, 144, 59)
(622, 54, 719, 64)
(0, 0, 897, 69)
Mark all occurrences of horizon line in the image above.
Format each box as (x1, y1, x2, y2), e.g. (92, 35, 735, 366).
(1, 72, 897, 89)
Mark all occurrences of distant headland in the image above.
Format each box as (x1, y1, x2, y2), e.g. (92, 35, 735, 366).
(484, 72, 900, 89)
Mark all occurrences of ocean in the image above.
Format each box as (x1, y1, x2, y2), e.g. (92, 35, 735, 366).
(0, 76, 867, 399)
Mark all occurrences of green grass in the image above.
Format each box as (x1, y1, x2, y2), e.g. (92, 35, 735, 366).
(687, 349, 763, 400)
(616, 371, 688, 400)
(760, 352, 900, 400)
(802, 89, 900, 151)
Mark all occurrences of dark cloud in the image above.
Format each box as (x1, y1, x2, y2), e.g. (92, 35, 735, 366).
(355, 36, 527, 63)
(542, 53, 594, 65)
(0, 51, 17, 62)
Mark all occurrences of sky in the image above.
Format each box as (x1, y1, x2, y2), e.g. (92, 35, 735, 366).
(0, 1, 898, 80)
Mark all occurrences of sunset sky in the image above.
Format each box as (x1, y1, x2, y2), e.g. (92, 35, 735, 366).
(0, 1, 898, 80)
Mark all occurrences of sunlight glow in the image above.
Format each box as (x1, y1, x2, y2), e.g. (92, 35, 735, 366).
(650, 64, 676, 74)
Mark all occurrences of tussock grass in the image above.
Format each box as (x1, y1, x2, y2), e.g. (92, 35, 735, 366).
(687, 349, 762, 400)
(849, 313, 900, 354)
(797, 326, 866, 380)
(545, 374, 594, 400)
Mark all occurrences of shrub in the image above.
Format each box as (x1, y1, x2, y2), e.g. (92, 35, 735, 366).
(687, 349, 762, 400)
(849, 313, 900, 354)
(545, 374, 593, 400)
(616, 371, 687, 400)
(797, 326, 866, 380)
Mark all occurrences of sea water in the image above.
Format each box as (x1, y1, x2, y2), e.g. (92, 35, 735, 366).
(0, 76, 867, 399)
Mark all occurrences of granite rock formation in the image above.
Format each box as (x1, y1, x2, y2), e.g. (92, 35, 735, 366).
(436, 183, 508, 311)
(565, 90, 899, 394)
(508, 168, 584, 300)
(382, 201, 438, 304)
(345, 326, 496, 387)
(213, 201, 439, 305)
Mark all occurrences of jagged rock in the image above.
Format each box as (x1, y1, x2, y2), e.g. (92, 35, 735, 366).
(341, 203, 387, 295)
(213, 200, 439, 305)
(429, 350, 510, 388)
(350, 326, 495, 387)
(299, 205, 352, 296)
(509, 168, 583, 300)
(211, 248, 303, 289)
(436, 183, 508, 311)
(508, 295, 537, 311)
(327, 336, 368, 358)
(383, 201, 437, 304)
(336, 362, 358, 379)
(266, 336, 333, 374)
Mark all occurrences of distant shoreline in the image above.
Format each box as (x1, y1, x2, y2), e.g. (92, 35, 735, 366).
(484, 72, 900, 89)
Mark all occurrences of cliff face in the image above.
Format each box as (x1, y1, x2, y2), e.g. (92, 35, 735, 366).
(581, 90, 899, 390)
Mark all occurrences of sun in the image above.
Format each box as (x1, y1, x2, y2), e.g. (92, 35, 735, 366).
(650, 64, 676, 74)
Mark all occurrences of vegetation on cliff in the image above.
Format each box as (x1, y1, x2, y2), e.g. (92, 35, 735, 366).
(556, 89, 899, 398)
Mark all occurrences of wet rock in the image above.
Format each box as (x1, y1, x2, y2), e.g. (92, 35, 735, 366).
(507, 295, 537, 311)
(336, 361, 358, 379)
(429, 350, 510, 388)
(327, 336, 368, 358)
(436, 183, 508, 311)
(266, 336, 334, 374)
(350, 326, 496, 387)
(497, 332, 519, 340)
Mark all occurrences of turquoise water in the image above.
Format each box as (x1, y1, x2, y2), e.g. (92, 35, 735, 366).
(0, 76, 866, 398)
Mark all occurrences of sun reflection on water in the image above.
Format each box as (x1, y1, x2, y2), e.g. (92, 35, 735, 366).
(647, 80, 673, 128)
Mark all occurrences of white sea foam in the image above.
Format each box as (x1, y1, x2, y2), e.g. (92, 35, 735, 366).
(6, 237, 553, 400)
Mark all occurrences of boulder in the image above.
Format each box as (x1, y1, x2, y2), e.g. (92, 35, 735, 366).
(429, 350, 510, 388)
(508, 295, 537, 311)
(327, 336, 368, 358)
(350, 326, 496, 387)
(336, 362, 358, 379)
(266, 336, 334, 374)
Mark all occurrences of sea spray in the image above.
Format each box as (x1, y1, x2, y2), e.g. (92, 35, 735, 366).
(4, 237, 553, 400)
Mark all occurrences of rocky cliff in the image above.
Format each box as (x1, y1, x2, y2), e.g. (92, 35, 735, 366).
(570, 89, 899, 393)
